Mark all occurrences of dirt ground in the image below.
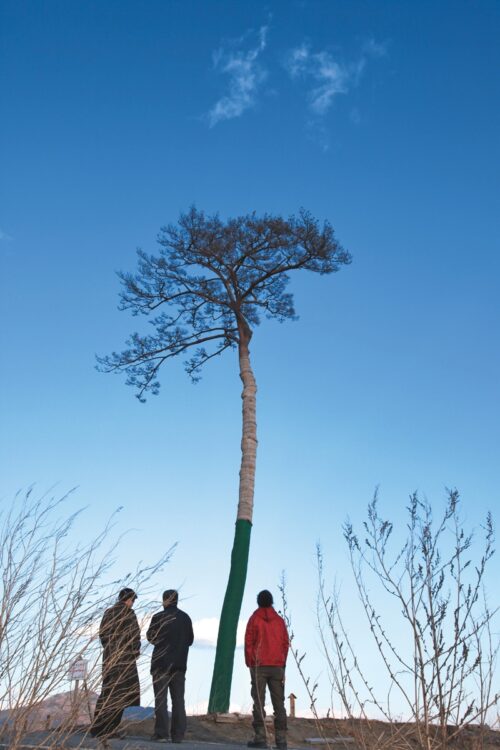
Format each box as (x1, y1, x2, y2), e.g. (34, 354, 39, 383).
(128, 714, 333, 748)
(126, 714, 500, 750)
(2, 710, 499, 750)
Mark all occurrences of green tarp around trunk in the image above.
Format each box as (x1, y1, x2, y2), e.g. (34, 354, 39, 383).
(208, 518, 252, 713)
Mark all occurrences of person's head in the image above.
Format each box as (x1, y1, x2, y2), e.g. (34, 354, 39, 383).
(163, 589, 178, 608)
(257, 590, 273, 608)
(118, 588, 137, 608)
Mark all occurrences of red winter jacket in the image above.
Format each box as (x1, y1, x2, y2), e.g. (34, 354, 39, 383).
(244, 606, 289, 668)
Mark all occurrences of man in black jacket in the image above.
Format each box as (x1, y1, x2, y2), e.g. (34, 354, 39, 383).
(90, 588, 141, 746)
(146, 590, 194, 742)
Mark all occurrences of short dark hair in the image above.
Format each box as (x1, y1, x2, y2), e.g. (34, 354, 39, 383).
(163, 589, 178, 606)
(118, 587, 137, 603)
(257, 590, 273, 608)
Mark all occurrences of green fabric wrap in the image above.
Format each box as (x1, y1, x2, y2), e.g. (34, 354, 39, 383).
(208, 518, 252, 714)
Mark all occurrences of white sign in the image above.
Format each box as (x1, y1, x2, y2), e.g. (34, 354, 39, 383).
(68, 658, 87, 681)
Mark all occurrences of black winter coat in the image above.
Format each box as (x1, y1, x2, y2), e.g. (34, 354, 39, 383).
(146, 605, 194, 674)
(99, 601, 141, 707)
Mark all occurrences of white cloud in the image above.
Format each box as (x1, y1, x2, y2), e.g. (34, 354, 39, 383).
(287, 43, 310, 77)
(186, 699, 247, 715)
(193, 617, 246, 649)
(310, 52, 350, 115)
(285, 38, 386, 117)
(285, 44, 349, 115)
(207, 26, 268, 127)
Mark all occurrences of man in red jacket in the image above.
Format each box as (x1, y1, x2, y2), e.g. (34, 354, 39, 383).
(245, 590, 289, 750)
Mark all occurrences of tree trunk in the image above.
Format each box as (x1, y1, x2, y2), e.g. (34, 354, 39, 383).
(208, 329, 257, 713)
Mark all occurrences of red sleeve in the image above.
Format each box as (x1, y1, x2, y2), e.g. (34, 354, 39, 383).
(281, 618, 289, 665)
(244, 614, 255, 667)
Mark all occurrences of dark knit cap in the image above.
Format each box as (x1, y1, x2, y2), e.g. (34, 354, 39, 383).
(257, 590, 273, 607)
(118, 587, 137, 602)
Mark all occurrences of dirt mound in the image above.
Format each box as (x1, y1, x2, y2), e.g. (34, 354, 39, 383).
(128, 715, 500, 750)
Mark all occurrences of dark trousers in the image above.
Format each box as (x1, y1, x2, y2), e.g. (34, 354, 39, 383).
(250, 666, 287, 744)
(90, 660, 140, 738)
(152, 669, 187, 740)
(91, 691, 125, 738)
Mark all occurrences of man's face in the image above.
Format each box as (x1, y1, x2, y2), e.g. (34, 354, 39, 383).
(123, 597, 135, 609)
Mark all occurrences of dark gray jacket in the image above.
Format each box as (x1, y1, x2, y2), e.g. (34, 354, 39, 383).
(146, 605, 194, 674)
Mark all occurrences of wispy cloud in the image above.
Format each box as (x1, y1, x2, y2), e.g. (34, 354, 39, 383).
(286, 45, 351, 116)
(193, 617, 245, 648)
(285, 38, 386, 117)
(207, 26, 268, 127)
(0, 228, 12, 242)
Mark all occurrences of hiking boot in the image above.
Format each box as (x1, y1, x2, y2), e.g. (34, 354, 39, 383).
(276, 743, 288, 750)
(151, 735, 168, 742)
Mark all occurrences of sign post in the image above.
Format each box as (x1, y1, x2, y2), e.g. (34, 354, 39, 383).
(68, 658, 89, 724)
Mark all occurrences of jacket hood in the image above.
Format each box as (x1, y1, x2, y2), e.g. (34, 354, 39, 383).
(254, 606, 281, 623)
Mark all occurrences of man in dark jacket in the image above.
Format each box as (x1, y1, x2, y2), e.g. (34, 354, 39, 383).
(146, 589, 194, 742)
(90, 588, 141, 746)
(245, 590, 290, 750)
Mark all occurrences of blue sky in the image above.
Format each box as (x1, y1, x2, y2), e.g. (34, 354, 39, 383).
(1, 0, 499, 716)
